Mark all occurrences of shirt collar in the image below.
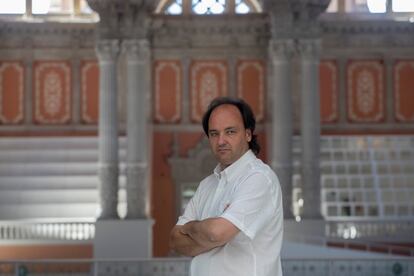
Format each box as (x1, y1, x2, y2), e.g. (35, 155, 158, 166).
(213, 150, 255, 183)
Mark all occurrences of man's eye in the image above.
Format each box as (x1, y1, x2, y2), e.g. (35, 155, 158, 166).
(226, 130, 236, 135)
(210, 132, 218, 137)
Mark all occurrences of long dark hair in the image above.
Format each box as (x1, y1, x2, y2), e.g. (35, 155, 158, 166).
(201, 97, 260, 155)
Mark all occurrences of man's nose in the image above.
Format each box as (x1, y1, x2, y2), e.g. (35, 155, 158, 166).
(218, 133, 226, 145)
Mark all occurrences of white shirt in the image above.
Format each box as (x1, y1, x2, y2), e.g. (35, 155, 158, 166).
(177, 150, 283, 276)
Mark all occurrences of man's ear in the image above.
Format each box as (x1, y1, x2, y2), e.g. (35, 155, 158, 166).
(246, 129, 252, 142)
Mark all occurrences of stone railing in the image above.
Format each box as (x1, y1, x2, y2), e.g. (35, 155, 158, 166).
(326, 219, 414, 241)
(285, 233, 414, 257)
(0, 219, 95, 243)
(0, 258, 412, 276)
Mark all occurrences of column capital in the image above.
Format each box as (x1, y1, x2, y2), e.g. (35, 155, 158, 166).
(87, 0, 155, 39)
(297, 39, 321, 60)
(268, 39, 295, 61)
(264, 0, 329, 38)
(122, 39, 150, 63)
(96, 40, 120, 63)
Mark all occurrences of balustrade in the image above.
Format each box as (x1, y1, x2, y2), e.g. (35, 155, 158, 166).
(0, 219, 95, 242)
(0, 259, 412, 276)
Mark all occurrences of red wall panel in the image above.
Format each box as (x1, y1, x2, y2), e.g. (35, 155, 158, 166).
(347, 60, 385, 123)
(320, 60, 338, 123)
(190, 60, 228, 122)
(81, 60, 99, 124)
(33, 61, 71, 124)
(0, 61, 24, 124)
(154, 60, 182, 123)
(237, 60, 265, 122)
(394, 60, 414, 122)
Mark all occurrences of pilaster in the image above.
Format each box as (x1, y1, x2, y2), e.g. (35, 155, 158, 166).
(266, 0, 329, 221)
(123, 39, 151, 219)
(268, 39, 295, 219)
(96, 39, 120, 220)
(298, 39, 323, 219)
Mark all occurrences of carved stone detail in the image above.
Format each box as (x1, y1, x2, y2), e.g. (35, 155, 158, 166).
(321, 20, 414, 34)
(151, 16, 269, 48)
(96, 40, 120, 63)
(87, 0, 155, 39)
(122, 39, 150, 63)
(264, 0, 329, 37)
(126, 163, 148, 219)
(1, 16, 414, 49)
(98, 163, 119, 219)
(268, 39, 295, 60)
(263, 1, 294, 36)
(297, 39, 321, 60)
(290, 0, 331, 22)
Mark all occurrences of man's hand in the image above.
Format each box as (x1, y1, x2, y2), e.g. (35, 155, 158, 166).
(170, 218, 240, 257)
(169, 225, 209, 257)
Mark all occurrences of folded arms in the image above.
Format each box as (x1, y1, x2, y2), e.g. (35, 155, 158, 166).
(169, 217, 239, 257)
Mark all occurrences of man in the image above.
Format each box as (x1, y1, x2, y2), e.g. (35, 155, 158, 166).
(169, 97, 283, 276)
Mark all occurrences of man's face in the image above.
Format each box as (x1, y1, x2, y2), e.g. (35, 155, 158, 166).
(208, 104, 251, 168)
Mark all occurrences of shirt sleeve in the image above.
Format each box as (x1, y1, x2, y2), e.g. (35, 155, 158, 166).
(176, 186, 201, 225)
(219, 172, 277, 240)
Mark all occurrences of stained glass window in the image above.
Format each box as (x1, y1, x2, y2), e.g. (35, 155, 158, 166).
(166, 0, 183, 15)
(158, 0, 261, 15)
(192, 0, 226, 15)
(235, 0, 251, 14)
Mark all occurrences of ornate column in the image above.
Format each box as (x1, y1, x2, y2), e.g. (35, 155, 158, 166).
(268, 39, 295, 219)
(298, 39, 323, 219)
(96, 39, 120, 220)
(88, 0, 154, 259)
(123, 39, 151, 219)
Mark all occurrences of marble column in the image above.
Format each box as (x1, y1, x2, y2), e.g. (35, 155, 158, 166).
(268, 39, 295, 219)
(298, 39, 323, 219)
(96, 39, 120, 220)
(123, 39, 151, 219)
